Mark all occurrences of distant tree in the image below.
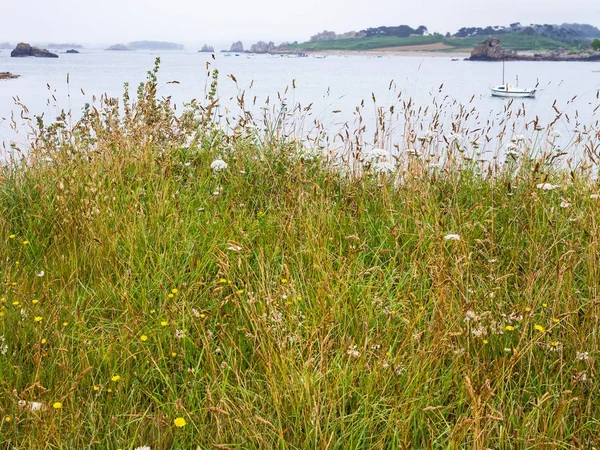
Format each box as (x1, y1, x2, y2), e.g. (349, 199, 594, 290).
(592, 39, 600, 51)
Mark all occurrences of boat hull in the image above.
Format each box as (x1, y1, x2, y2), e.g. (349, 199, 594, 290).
(490, 87, 536, 98)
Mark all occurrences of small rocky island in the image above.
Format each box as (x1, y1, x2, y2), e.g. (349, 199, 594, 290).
(11, 43, 58, 58)
(199, 44, 215, 53)
(106, 44, 130, 51)
(66, 49, 80, 54)
(0, 72, 19, 80)
(470, 38, 600, 61)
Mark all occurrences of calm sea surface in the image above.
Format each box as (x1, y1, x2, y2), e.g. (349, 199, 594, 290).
(2, 49, 600, 156)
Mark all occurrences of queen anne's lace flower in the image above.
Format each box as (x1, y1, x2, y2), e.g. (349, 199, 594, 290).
(364, 148, 389, 163)
(372, 161, 396, 174)
(210, 159, 228, 172)
(536, 183, 560, 191)
(444, 234, 461, 241)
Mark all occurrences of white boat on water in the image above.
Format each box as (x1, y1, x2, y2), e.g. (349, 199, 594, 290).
(491, 84, 536, 98)
(490, 58, 536, 98)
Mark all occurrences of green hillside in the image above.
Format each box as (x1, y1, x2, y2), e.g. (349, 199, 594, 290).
(286, 32, 581, 52)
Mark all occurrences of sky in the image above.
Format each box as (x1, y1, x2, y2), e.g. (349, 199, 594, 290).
(2, 0, 600, 49)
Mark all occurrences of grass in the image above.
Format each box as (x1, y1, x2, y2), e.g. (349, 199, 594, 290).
(1, 60, 600, 449)
(288, 32, 581, 52)
(445, 33, 582, 52)
(286, 35, 444, 51)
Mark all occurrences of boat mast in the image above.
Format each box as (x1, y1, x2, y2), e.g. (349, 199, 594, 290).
(502, 51, 505, 85)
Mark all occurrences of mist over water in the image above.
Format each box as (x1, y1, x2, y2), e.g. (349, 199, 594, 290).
(2, 49, 600, 158)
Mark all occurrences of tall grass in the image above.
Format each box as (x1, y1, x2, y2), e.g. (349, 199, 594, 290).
(1, 59, 599, 449)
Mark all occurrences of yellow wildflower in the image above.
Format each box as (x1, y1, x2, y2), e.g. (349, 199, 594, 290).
(167, 293, 174, 299)
(4, 416, 10, 422)
(552, 318, 559, 323)
(505, 325, 515, 331)
(34, 316, 42, 322)
(174, 417, 186, 427)
(161, 321, 168, 326)
(483, 339, 489, 345)
(219, 278, 227, 284)
(9, 234, 16, 239)
(171, 288, 178, 294)
(111, 375, 121, 382)
(52, 402, 62, 409)
(41, 338, 47, 344)
(281, 278, 288, 284)
(62, 322, 68, 327)
(140, 335, 148, 342)
(22, 240, 29, 245)
(32, 299, 39, 304)
(534, 324, 545, 333)
(93, 385, 100, 391)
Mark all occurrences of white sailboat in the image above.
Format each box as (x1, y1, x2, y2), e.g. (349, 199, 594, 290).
(490, 59, 536, 98)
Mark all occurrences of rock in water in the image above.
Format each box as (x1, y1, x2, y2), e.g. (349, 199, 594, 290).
(229, 41, 244, 52)
(0, 72, 19, 79)
(11, 42, 59, 58)
(105, 44, 130, 51)
(66, 49, 80, 54)
(469, 38, 505, 61)
(199, 44, 215, 53)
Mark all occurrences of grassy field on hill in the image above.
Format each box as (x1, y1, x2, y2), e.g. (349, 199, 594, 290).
(1, 61, 600, 448)
(289, 32, 581, 52)
(287, 35, 443, 51)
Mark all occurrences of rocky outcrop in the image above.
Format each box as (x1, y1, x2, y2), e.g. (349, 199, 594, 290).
(249, 41, 276, 54)
(469, 38, 511, 61)
(229, 41, 244, 52)
(469, 38, 600, 62)
(0, 72, 19, 80)
(199, 44, 215, 53)
(66, 49, 79, 54)
(106, 44, 130, 51)
(11, 43, 58, 58)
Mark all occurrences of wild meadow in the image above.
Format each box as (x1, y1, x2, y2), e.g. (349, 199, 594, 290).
(1, 59, 600, 449)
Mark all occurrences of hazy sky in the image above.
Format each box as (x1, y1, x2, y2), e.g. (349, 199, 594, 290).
(3, 0, 600, 48)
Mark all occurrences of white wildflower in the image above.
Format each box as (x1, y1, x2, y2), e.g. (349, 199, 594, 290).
(364, 148, 390, 163)
(36, 270, 45, 277)
(0, 335, 7, 356)
(444, 234, 461, 241)
(134, 447, 152, 450)
(372, 161, 396, 174)
(505, 143, 519, 157)
(590, 194, 599, 199)
(464, 310, 478, 323)
(576, 351, 589, 361)
(210, 159, 228, 172)
(346, 345, 360, 358)
(472, 326, 487, 338)
(560, 200, 571, 208)
(175, 329, 185, 339)
(536, 183, 560, 191)
(18, 400, 45, 411)
(227, 244, 242, 252)
(183, 161, 192, 167)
